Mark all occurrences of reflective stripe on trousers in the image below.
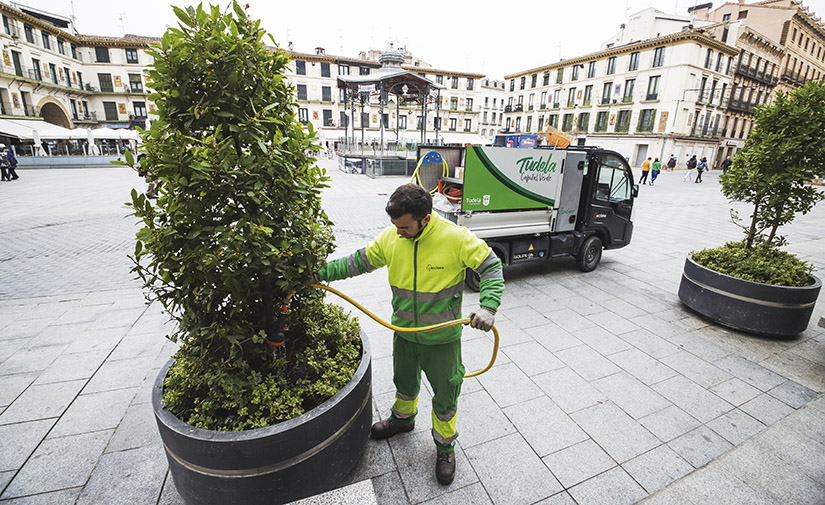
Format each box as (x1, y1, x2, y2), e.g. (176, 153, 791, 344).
(391, 392, 418, 420)
(431, 409, 458, 446)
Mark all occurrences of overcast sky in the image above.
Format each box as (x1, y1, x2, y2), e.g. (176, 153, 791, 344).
(30, 0, 825, 78)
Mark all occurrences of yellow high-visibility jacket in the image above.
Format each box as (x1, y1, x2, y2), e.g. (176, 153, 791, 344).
(319, 213, 504, 344)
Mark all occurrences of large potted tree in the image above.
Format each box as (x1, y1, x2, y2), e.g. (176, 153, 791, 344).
(125, 4, 371, 504)
(679, 80, 825, 336)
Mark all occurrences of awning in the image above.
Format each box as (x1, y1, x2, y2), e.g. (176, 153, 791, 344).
(89, 127, 139, 141)
(439, 133, 486, 145)
(0, 118, 88, 140)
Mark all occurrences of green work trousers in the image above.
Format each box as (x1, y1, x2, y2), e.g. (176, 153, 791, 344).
(388, 334, 465, 454)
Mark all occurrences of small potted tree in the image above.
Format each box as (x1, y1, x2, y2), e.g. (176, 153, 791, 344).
(125, 4, 371, 504)
(679, 80, 825, 336)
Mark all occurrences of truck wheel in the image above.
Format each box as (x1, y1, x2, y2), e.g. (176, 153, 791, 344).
(576, 236, 602, 272)
(465, 268, 481, 292)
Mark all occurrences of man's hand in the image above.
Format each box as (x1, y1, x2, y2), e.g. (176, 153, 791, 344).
(468, 307, 496, 332)
(305, 273, 320, 286)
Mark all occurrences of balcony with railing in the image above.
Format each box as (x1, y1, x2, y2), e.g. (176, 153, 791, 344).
(735, 64, 779, 87)
(727, 98, 754, 114)
(780, 71, 808, 87)
(72, 111, 97, 123)
(0, 99, 39, 117)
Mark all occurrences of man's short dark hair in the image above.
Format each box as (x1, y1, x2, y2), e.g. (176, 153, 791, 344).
(385, 184, 432, 220)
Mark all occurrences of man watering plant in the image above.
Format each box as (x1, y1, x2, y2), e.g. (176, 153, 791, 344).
(314, 183, 504, 485)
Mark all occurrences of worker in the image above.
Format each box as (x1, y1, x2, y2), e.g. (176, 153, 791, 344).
(314, 183, 504, 485)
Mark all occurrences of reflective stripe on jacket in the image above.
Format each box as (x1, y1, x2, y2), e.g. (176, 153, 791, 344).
(319, 212, 504, 344)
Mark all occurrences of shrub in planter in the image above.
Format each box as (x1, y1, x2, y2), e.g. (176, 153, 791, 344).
(123, 3, 368, 503)
(680, 81, 825, 335)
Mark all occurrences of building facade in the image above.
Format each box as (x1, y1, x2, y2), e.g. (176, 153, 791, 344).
(696, 0, 825, 91)
(478, 78, 506, 143)
(0, 2, 157, 138)
(285, 45, 487, 146)
(699, 21, 785, 163)
(502, 27, 738, 168)
(692, 0, 824, 165)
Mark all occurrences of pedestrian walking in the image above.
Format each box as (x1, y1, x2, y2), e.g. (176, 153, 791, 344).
(650, 157, 662, 185)
(640, 157, 651, 185)
(684, 155, 697, 182)
(313, 184, 504, 485)
(721, 156, 732, 173)
(667, 155, 676, 171)
(696, 157, 708, 183)
(0, 144, 18, 181)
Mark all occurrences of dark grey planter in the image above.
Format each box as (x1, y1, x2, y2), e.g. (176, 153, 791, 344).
(678, 256, 821, 336)
(153, 332, 372, 505)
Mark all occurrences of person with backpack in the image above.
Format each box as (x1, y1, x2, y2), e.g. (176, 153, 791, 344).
(0, 144, 18, 181)
(667, 155, 677, 171)
(696, 156, 708, 183)
(684, 155, 697, 182)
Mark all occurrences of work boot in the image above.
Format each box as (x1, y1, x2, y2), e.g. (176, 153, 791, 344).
(370, 418, 413, 440)
(436, 452, 455, 485)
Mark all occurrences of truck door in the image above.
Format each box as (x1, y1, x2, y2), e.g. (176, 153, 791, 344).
(584, 152, 635, 247)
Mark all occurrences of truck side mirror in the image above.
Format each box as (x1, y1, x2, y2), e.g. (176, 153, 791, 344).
(631, 184, 639, 198)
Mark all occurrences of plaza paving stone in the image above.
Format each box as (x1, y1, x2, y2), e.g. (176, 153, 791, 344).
(0, 161, 823, 504)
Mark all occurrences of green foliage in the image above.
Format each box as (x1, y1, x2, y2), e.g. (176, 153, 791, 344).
(125, 2, 359, 430)
(720, 80, 825, 249)
(163, 299, 361, 430)
(692, 242, 814, 287)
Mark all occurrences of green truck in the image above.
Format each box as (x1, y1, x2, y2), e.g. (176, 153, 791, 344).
(431, 145, 638, 290)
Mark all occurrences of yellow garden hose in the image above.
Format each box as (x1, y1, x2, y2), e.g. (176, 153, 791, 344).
(310, 284, 499, 378)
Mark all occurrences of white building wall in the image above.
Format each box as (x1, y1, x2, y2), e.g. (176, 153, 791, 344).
(0, 5, 156, 133)
(286, 48, 489, 145)
(503, 31, 736, 168)
(602, 7, 691, 49)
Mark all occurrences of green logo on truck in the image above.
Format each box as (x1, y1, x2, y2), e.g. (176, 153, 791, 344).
(462, 146, 564, 211)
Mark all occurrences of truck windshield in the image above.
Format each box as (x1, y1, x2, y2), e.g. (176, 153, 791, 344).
(594, 155, 631, 203)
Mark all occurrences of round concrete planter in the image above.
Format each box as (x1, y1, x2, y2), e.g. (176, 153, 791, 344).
(153, 332, 372, 505)
(678, 255, 821, 336)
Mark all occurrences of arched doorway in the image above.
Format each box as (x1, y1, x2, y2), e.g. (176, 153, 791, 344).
(38, 100, 72, 129)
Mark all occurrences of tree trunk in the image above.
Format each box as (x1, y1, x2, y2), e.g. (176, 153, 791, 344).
(766, 201, 784, 246)
(746, 201, 760, 249)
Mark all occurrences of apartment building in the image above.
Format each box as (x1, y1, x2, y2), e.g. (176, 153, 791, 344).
(478, 78, 506, 143)
(698, 21, 785, 161)
(689, 0, 824, 164)
(285, 45, 487, 145)
(502, 26, 738, 168)
(695, 0, 825, 91)
(0, 2, 157, 139)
